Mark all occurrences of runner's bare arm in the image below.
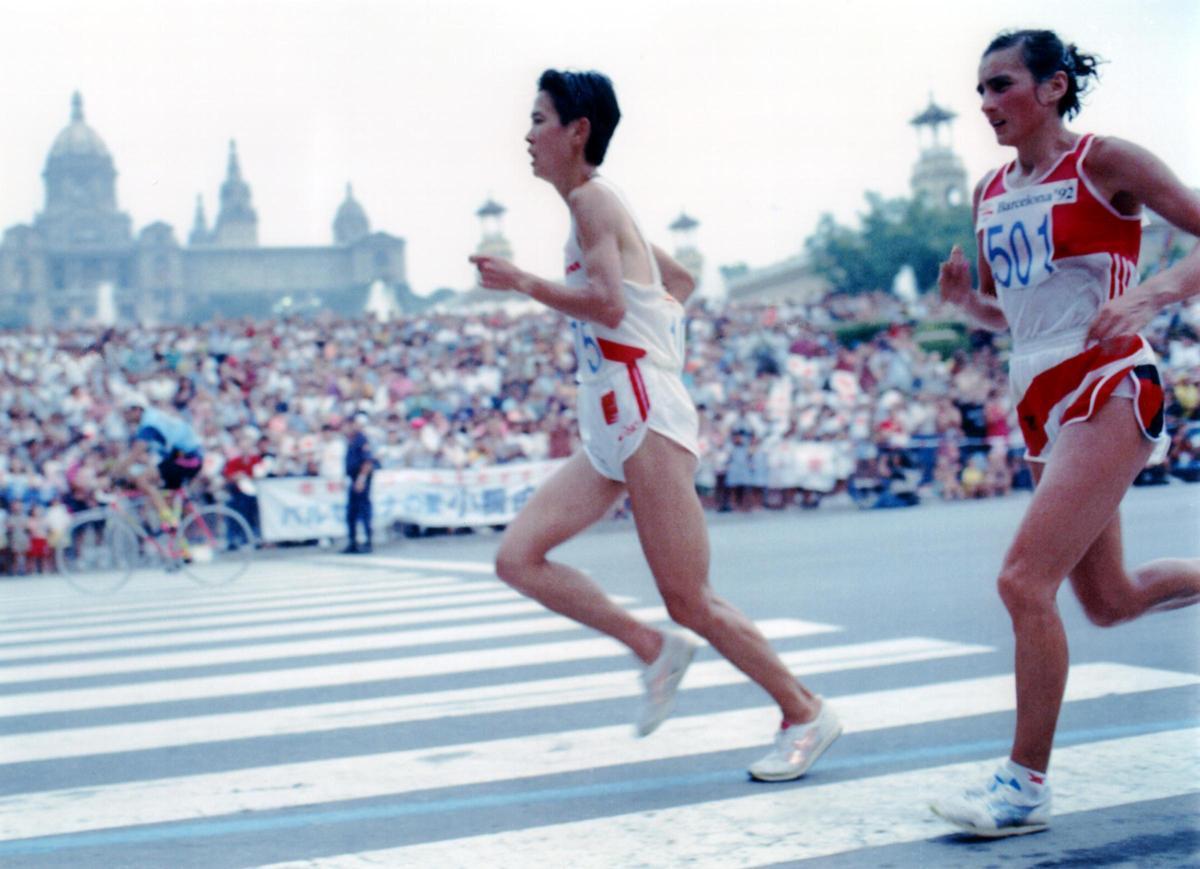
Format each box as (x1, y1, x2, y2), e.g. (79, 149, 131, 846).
(653, 245, 696, 303)
(469, 184, 625, 328)
(939, 247, 1008, 331)
(1085, 137, 1200, 341)
(938, 178, 1008, 332)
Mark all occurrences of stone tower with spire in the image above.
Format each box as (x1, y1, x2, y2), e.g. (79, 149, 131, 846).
(211, 140, 258, 247)
(909, 96, 968, 208)
(189, 195, 210, 246)
(669, 212, 703, 291)
(475, 197, 513, 261)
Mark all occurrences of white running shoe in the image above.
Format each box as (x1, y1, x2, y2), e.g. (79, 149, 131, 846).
(636, 630, 697, 737)
(747, 699, 842, 781)
(931, 766, 1052, 837)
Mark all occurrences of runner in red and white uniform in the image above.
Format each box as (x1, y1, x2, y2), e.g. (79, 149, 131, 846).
(471, 69, 840, 780)
(932, 29, 1200, 837)
(975, 133, 1166, 462)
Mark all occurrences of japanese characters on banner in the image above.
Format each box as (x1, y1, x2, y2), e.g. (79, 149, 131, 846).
(256, 459, 565, 542)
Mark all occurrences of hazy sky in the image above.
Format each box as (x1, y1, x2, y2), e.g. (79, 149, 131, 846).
(2, 0, 1197, 297)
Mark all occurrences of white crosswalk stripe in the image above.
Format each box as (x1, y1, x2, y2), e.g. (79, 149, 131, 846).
(275, 728, 1199, 869)
(0, 581, 512, 642)
(0, 617, 828, 717)
(0, 569, 456, 623)
(0, 637, 985, 764)
(0, 556, 1196, 866)
(4, 662, 1195, 842)
(0, 598, 553, 659)
(0, 605, 694, 683)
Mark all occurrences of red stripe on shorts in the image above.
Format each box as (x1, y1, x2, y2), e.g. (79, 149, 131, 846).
(1016, 335, 1142, 457)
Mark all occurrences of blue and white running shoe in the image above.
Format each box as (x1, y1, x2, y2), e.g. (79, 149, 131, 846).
(931, 766, 1051, 837)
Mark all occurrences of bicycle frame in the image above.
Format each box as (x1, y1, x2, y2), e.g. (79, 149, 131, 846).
(60, 485, 255, 593)
(104, 488, 214, 569)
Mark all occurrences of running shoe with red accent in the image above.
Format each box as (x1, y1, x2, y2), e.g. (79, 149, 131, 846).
(747, 699, 842, 781)
(931, 766, 1052, 837)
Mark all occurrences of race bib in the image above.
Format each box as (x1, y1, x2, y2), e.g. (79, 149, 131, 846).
(570, 319, 603, 374)
(976, 179, 1076, 289)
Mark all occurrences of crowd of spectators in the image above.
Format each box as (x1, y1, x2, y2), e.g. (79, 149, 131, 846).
(1, 289, 1198, 572)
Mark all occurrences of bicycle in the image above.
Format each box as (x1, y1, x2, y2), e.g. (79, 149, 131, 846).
(56, 487, 256, 594)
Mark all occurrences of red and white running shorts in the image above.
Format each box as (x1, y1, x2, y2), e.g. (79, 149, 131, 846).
(1011, 331, 1167, 464)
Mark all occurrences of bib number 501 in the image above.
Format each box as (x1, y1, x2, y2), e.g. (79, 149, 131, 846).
(986, 214, 1054, 289)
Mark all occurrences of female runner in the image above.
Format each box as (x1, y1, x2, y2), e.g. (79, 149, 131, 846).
(932, 29, 1200, 836)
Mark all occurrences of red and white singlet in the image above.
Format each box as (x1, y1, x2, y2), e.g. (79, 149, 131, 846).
(975, 134, 1166, 461)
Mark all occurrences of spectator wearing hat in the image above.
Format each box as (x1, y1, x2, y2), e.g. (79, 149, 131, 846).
(343, 412, 376, 554)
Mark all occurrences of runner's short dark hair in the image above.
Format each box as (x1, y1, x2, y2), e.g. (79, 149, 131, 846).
(538, 69, 621, 166)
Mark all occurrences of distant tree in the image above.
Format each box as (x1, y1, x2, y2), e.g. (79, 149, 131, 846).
(805, 192, 975, 295)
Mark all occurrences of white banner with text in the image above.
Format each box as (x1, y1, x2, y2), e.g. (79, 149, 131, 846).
(256, 460, 566, 542)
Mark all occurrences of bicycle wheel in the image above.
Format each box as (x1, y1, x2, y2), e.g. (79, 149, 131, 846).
(178, 505, 255, 586)
(57, 509, 143, 594)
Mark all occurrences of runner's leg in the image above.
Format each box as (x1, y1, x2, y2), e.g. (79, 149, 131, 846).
(1000, 399, 1153, 772)
(494, 451, 663, 664)
(624, 431, 819, 723)
(1068, 513, 1200, 625)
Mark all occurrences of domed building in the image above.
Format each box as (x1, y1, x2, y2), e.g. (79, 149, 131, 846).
(40, 92, 130, 244)
(333, 184, 371, 246)
(0, 93, 413, 327)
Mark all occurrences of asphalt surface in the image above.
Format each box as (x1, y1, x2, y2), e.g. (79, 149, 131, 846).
(1, 482, 1196, 867)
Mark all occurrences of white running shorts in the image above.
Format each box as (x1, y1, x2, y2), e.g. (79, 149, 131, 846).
(577, 362, 700, 483)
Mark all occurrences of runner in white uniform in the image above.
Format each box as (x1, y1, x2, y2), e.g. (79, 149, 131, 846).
(565, 175, 699, 481)
(931, 29, 1200, 837)
(471, 69, 840, 780)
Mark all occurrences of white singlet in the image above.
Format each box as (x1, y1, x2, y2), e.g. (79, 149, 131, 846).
(563, 176, 699, 482)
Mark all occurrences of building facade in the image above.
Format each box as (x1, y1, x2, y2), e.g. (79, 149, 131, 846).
(0, 93, 412, 328)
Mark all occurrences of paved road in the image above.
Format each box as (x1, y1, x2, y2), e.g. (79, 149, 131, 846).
(1, 484, 1197, 867)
